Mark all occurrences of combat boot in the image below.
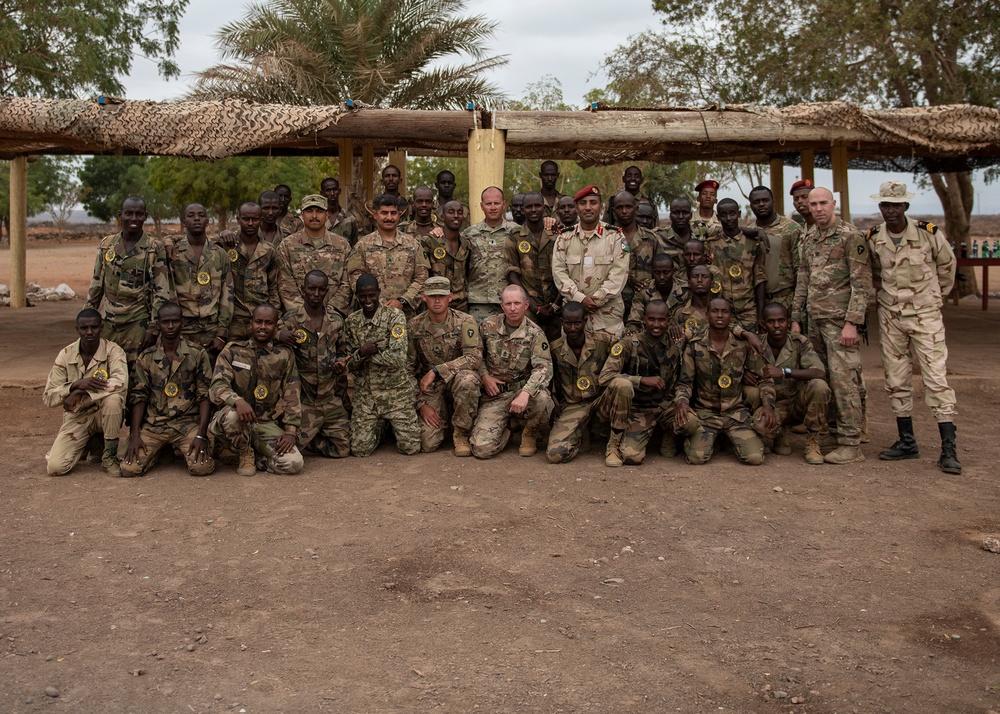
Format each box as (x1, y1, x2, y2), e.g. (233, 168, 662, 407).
(236, 447, 257, 477)
(605, 430, 624, 468)
(804, 432, 824, 465)
(659, 434, 678, 458)
(452, 427, 472, 458)
(85, 433, 103, 464)
(102, 438, 121, 477)
(879, 416, 919, 460)
(519, 428, 537, 457)
(790, 423, 808, 435)
(823, 445, 865, 464)
(774, 428, 792, 456)
(937, 422, 962, 475)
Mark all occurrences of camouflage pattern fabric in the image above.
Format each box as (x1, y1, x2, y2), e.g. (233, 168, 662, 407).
(704, 232, 766, 329)
(169, 237, 234, 344)
(746, 334, 831, 434)
(347, 231, 429, 316)
(504, 224, 559, 310)
(624, 225, 661, 299)
(626, 281, 688, 334)
(209, 407, 304, 474)
(793, 217, 872, 326)
(464, 220, 519, 306)
(230, 236, 280, 327)
(552, 222, 631, 337)
(276, 229, 353, 315)
(328, 209, 360, 247)
(279, 213, 304, 237)
(756, 213, 801, 299)
(421, 233, 471, 312)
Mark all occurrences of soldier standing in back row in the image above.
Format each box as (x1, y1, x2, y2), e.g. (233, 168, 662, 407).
(229, 201, 280, 342)
(750, 186, 801, 310)
(277, 194, 353, 315)
(704, 198, 766, 331)
(506, 191, 561, 341)
(866, 181, 961, 474)
(464, 186, 518, 323)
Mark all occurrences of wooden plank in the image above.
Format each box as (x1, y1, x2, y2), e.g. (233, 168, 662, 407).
(9, 156, 26, 309)
(831, 145, 850, 223)
(316, 110, 477, 144)
(468, 128, 505, 225)
(362, 145, 375, 203)
(769, 156, 785, 214)
(337, 139, 353, 210)
(800, 149, 815, 182)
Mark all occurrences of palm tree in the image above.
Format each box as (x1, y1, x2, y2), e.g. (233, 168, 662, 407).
(189, 0, 508, 109)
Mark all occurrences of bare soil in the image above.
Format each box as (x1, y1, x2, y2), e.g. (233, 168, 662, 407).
(1, 239, 999, 713)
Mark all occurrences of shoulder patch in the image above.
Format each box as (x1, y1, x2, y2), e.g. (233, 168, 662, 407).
(917, 220, 938, 234)
(867, 225, 881, 238)
(857, 244, 866, 255)
(611, 342, 624, 357)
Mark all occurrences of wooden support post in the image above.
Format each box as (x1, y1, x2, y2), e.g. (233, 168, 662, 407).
(9, 156, 27, 309)
(467, 128, 506, 225)
(831, 144, 850, 224)
(388, 150, 407, 197)
(800, 149, 815, 183)
(337, 139, 353, 210)
(361, 145, 375, 204)
(769, 156, 785, 215)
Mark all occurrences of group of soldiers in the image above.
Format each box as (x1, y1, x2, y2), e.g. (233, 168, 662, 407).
(42, 162, 962, 478)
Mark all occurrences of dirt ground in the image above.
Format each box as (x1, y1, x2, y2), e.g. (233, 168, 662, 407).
(1, 239, 999, 713)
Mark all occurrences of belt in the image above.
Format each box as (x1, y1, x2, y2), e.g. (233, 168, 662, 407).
(494, 377, 528, 394)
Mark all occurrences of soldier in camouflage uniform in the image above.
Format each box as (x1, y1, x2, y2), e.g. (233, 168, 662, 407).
(275, 184, 305, 238)
(345, 275, 421, 456)
(676, 239, 722, 293)
(653, 197, 710, 280)
(259, 191, 285, 246)
(210, 303, 304, 476)
(552, 186, 631, 338)
(433, 170, 470, 230)
(86, 195, 173, 369)
(750, 186, 801, 310)
(399, 186, 440, 238)
(675, 298, 778, 465)
(598, 300, 684, 465)
(538, 161, 565, 218)
(510, 193, 526, 225)
(704, 198, 766, 331)
(471, 285, 554, 459)
(547, 302, 629, 465)
(229, 201, 280, 342)
(627, 253, 687, 333)
(792, 187, 873, 464)
(407, 276, 482, 455)
(278, 271, 351, 459)
(348, 194, 429, 319)
(604, 166, 655, 227)
(422, 200, 470, 311)
(277, 194, 353, 315)
(556, 196, 579, 231)
(613, 191, 659, 318)
(169, 204, 234, 357)
(464, 186, 519, 322)
(692, 179, 721, 231)
(669, 265, 763, 349)
(121, 303, 215, 477)
(867, 181, 961, 474)
(744, 303, 830, 464)
(506, 191, 561, 341)
(635, 203, 656, 231)
(320, 177, 360, 246)
(43, 309, 128, 477)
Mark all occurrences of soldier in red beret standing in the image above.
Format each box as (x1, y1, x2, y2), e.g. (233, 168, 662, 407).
(693, 179, 721, 232)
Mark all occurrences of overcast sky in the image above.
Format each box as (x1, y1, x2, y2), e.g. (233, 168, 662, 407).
(121, 0, 996, 216)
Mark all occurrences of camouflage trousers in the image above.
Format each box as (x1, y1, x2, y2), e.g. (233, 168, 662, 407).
(766, 288, 796, 312)
(467, 303, 501, 325)
(604, 378, 679, 465)
(877, 308, 957, 422)
(470, 388, 554, 459)
(101, 320, 147, 367)
(545, 387, 626, 464)
(676, 407, 766, 465)
(299, 395, 351, 458)
(745, 379, 831, 435)
(46, 395, 124, 476)
(209, 406, 304, 474)
(418, 369, 481, 453)
(808, 318, 863, 446)
(350, 381, 421, 457)
(120, 423, 215, 477)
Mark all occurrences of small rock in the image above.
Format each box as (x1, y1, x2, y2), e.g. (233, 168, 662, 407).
(186, 644, 196, 651)
(131, 668, 145, 676)
(774, 690, 788, 699)
(792, 696, 806, 704)
(601, 577, 625, 585)
(197, 635, 208, 644)
(982, 537, 1000, 554)
(45, 655, 53, 661)
(620, 546, 634, 555)
(24, 698, 33, 704)
(214, 693, 224, 701)
(44, 686, 60, 698)
(657, 556, 665, 561)
(773, 486, 784, 493)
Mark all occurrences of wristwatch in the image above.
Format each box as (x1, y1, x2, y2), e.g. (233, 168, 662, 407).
(783, 367, 792, 379)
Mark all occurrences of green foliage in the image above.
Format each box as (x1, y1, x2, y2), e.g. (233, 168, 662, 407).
(78, 156, 172, 226)
(0, 0, 187, 98)
(190, 0, 507, 109)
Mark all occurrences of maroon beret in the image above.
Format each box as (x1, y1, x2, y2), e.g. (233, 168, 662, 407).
(574, 185, 601, 202)
(789, 179, 814, 195)
(695, 179, 719, 192)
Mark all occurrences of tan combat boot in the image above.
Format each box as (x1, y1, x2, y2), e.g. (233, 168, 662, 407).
(102, 438, 121, 477)
(804, 432, 824, 465)
(659, 434, 677, 458)
(774, 428, 792, 456)
(519, 428, 537, 457)
(452, 427, 472, 458)
(236, 447, 257, 476)
(605, 430, 624, 468)
(823, 445, 865, 464)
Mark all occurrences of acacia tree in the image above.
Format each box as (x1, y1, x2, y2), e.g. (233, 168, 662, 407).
(601, 0, 1000, 239)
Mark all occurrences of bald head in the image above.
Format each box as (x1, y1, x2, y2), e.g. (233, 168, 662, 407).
(807, 187, 837, 228)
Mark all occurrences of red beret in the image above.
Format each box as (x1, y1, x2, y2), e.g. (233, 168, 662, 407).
(789, 178, 814, 195)
(695, 179, 719, 192)
(574, 185, 601, 202)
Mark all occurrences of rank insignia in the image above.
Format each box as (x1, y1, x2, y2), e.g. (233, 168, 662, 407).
(164, 382, 179, 397)
(391, 324, 405, 339)
(197, 271, 211, 285)
(611, 343, 624, 357)
(576, 376, 591, 391)
(227, 248, 239, 263)
(717, 375, 732, 389)
(293, 329, 308, 344)
(92, 369, 109, 380)
(729, 265, 742, 278)
(104, 248, 116, 262)
(433, 247, 446, 260)
(518, 240, 531, 254)
(253, 385, 268, 400)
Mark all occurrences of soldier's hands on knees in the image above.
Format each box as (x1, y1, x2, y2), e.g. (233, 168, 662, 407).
(758, 404, 778, 431)
(676, 403, 696, 426)
(509, 389, 530, 415)
(125, 435, 147, 465)
(481, 373, 502, 397)
(419, 404, 442, 428)
(73, 376, 108, 393)
(419, 370, 436, 393)
(275, 433, 296, 456)
(235, 398, 257, 423)
(187, 435, 209, 463)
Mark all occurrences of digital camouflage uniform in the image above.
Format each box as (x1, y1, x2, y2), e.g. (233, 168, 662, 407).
(471, 314, 554, 459)
(122, 338, 215, 477)
(209, 339, 304, 474)
(547, 332, 628, 463)
(552, 222, 631, 338)
(276, 229, 353, 315)
(745, 334, 831, 435)
(43, 339, 128, 476)
(229, 237, 280, 342)
(86, 232, 172, 366)
(407, 308, 482, 452)
(756, 214, 801, 309)
(421, 233, 471, 312)
(464, 219, 519, 322)
(793, 218, 873, 445)
(704, 231, 766, 330)
(168, 237, 234, 353)
(626, 281, 688, 334)
(598, 330, 683, 464)
(280, 305, 351, 458)
(675, 331, 775, 465)
(347, 232, 429, 318)
(505, 224, 560, 339)
(345, 303, 420, 456)
(328, 209, 360, 247)
(868, 218, 957, 422)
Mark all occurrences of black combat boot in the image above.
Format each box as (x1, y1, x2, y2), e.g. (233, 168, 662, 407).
(879, 416, 919, 460)
(937, 422, 962, 475)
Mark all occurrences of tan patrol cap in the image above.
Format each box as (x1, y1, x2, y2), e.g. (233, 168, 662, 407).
(300, 194, 328, 211)
(423, 276, 452, 296)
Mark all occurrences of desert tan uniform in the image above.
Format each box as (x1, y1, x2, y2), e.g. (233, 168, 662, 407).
(43, 339, 128, 476)
(552, 223, 631, 338)
(868, 218, 957, 422)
